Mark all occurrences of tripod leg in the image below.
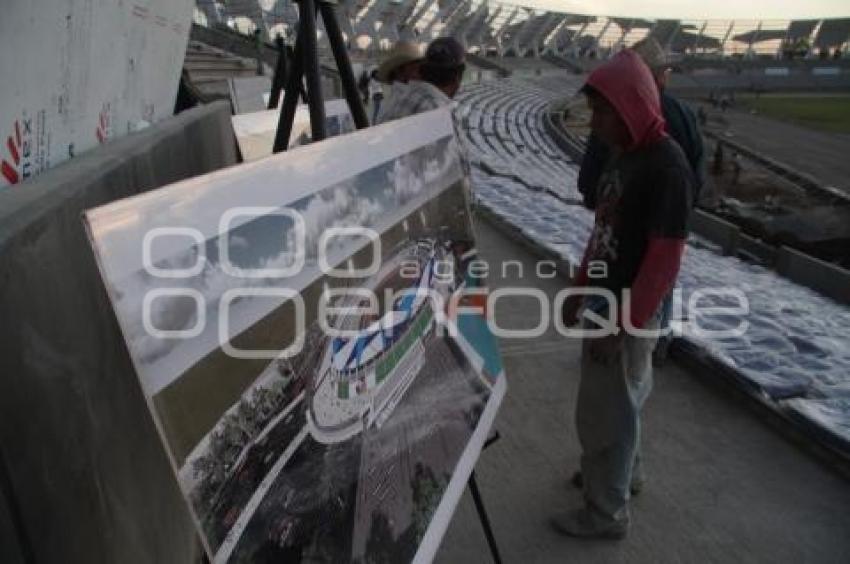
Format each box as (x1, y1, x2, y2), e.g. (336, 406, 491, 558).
(298, 0, 327, 141)
(272, 29, 305, 153)
(268, 36, 288, 110)
(0, 448, 35, 564)
(468, 471, 503, 564)
(318, 1, 369, 129)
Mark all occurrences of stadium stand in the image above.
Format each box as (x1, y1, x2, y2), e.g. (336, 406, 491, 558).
(192, 1, 850, 96)
(814, 18, 850, 52)
(194, 0, 850, 62)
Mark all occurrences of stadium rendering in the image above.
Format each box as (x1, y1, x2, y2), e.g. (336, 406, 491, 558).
(2, 0, 850, 563)
(308, 238, 454, 443)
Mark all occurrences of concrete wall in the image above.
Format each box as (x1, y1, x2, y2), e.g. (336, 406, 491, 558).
(776, 246, 850, 304)
(0, 101, 237, 564)
(737, 232, 778, 265)
(691, 209, 740, 255)
(689, 210, 850, 305)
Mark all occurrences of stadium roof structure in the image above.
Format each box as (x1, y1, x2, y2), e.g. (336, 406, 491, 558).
(733, 29, 790, 45)
(194, 0, 850, 59)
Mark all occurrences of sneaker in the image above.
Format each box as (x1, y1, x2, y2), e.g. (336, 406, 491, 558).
(652, 339, 670, 367)
(550, 508, 628, 540)
(569, 471, 644, 495)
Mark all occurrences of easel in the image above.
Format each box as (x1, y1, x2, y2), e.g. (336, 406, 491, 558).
(270, 0, 369, 153)
(469, 431, 503, 564)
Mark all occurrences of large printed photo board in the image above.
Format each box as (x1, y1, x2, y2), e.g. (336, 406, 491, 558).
(84, 108, 505, 562)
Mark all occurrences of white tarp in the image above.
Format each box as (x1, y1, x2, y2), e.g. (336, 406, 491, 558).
(0, 0, 194, 188)
(231, 98, 355, 161)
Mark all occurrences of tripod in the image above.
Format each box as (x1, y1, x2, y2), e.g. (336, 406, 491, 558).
(271, 0, 369, 153)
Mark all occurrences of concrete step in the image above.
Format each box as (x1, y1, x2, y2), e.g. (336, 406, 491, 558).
(188, 40, 219, 51)
(184, 60, 254, 72)
(184, 52, 239, 63)
(188, 68, 260, 82)
(196, 81, 231, 98)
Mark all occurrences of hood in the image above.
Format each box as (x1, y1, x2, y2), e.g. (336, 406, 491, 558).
(585, 50, 667, 151)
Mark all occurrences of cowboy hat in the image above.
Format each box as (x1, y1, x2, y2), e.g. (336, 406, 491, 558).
(376, 41, 424, 83)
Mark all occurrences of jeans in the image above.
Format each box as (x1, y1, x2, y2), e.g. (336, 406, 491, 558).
(576, 313, 659, 525)
(656, 290, 674, 347)
(371, 95, 383, 123)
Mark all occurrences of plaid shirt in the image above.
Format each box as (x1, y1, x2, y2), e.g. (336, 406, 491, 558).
(376, 80, 453, 124)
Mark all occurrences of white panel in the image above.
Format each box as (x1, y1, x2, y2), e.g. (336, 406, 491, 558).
(0, 0, 194, 188)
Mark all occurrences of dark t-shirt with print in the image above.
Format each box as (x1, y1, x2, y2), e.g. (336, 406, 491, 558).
(584, 137, 694, 297)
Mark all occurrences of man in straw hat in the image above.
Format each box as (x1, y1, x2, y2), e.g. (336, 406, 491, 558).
(375, 40, 423, 84)
(376, 36, 466, 124)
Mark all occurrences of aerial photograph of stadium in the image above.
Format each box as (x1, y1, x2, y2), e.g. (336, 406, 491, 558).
(1, 0, 850, 563)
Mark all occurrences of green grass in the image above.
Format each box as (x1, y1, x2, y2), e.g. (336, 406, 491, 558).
(740, 95, 850, 133)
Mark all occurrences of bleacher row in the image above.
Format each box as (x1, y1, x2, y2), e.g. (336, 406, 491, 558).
(454, 77, 850, 455)
(479, 57, 565, 73)
(455, 77, 582, 202)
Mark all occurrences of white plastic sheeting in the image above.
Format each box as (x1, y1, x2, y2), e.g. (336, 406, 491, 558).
(231, 99, 355, 160)
(0, 0, 194, 188)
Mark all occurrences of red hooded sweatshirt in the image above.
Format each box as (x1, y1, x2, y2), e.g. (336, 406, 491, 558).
(573, 50, 692, 329)
(586, 50, 667, 151)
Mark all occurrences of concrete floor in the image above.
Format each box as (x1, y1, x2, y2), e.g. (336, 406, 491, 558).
(434, 218, 850, 564)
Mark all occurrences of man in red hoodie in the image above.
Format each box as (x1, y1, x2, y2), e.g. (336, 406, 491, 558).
(554, 50, 694, 539)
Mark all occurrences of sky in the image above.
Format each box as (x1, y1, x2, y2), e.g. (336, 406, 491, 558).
(524, 0, 850, 20)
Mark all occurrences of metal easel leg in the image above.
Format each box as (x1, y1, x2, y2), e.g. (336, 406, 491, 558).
(468, 471, 503, 564)
(467, 431, 503, 564)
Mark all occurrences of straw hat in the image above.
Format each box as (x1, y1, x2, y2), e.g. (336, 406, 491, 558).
(376, 41, 424, 83)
